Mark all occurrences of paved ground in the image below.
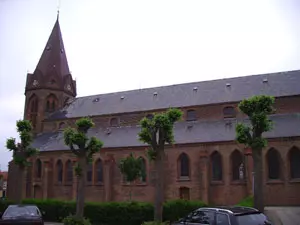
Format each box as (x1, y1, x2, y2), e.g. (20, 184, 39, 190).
(265, 207, 300, 225)
(45, 223, 63, 225)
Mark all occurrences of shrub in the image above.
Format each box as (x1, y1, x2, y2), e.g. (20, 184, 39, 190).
(236, 196, 254, 207)
(142, 222, 169, 225)
(62, 215, 91, 225)
(0, 198, 207, 225)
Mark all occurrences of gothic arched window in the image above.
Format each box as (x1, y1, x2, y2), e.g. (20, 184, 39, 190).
(56, 160, 63, 183)
(178, 153, 190, 178)
(211, 151, 223, 181)
(65, 160, 73, 183)
(35, 159, 42, 179)
(95, 159, 103, 183)
(87, 163, 93, 183)
(289, 147, 300, 179)
(231, 150, 244, 181)
(266, 148, 281, 179)
(46, 94, 58, 112)
(139, 157, 147, 182)
(28, 94, 39, 128)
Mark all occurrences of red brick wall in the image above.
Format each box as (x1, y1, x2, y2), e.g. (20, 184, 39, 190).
(17, 138, 300, 206)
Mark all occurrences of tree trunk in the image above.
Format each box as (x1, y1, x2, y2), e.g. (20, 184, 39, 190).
(154, 148, 164, 222)
(252, 148, 264, 212)
(76, 157, 87, 218)
(16, 166, 24, 204)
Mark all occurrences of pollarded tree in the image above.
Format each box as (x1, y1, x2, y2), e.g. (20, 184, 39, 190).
(64, 117, 103, 218)
(6, 120, 39, 203)
(138, 108, 183, 222)
(236, 95, 275, 212)
(119, 153, 145, 200)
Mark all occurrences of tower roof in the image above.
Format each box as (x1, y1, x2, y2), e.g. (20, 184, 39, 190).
(34, 17, 70, 77)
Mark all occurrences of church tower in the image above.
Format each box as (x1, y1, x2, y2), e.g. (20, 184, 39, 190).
(24, 15, 77, 133)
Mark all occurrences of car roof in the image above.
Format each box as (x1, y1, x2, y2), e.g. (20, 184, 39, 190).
(199, 206, 260, 215)
(8, 204, 38, 207)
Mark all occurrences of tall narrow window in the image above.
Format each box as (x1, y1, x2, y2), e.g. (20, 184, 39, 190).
(267, 148, 281, 179)
(139, 157, 147, 182)
(211, 151, 223, 181)
(178, 153, 190, 178)
(87, 163, 93, 183)
(35, 159, 42, 179)
(231, 150, 244, 181)
(28, 94, 39, 128)
(289, 147, 300, 179)
(95, 159, 103, 183)
(45, 94, 58, 112)
(56, 160, 63, 183)
(66, 160, 73, 182)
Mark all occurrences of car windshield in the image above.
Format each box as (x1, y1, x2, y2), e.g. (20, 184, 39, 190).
(3, 206, 40, 218)
(236, 212, 268, 225)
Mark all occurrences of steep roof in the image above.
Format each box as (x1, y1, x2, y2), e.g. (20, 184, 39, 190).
(48, 70, 300, 120)
(34, 17, 70, 77)
(34, 113, 300, 151)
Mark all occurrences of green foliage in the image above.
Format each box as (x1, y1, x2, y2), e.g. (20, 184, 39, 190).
(119, 153, 145, 182)
(138, 108, 183, 159)
(62, 215, 91, 225)
(5, 120, 38, 167)
(142, 222, 169, 225)
(236, 95, 275, 149)
(236, 196, 254, 207)
(63, 117, 103, 169)
(0, 198, 207, 225)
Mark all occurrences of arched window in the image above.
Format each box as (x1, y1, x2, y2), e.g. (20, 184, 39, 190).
(28, 94, 39, 128)
(56, 160, 63, 183)
(267, 148, 281, 179)
(211, 151, 223, 181)
(110, 118, 119, 127)
(186, 109, 197, 121)
(65, 160, 73, 182)
(289, 147, 300, 179)
(95, 159, 103, 183)
(223, 106, 236, 118)
(87, 163, 93, 183)
(139, 157, 147, 182)
(179, 187, 190, 200)
(231, 150, 244, 181)
(35, 159, 42, 179)
(178, 153, 190, 178)
(45, 94, 58, 112)
(58, 122, 66, 130)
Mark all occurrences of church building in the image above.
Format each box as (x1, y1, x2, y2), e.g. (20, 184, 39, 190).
(7, 17, 300, 206)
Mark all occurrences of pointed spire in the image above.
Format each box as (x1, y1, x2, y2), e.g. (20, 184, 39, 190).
(34, 16, 70, 78)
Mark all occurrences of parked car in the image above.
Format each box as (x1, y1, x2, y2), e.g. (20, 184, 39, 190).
(0, 204, 44, 225)
(172, 206, 272, 225)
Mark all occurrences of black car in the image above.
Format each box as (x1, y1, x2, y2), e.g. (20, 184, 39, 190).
(0, 204, 44, 225)
(172, 206, 272, 225)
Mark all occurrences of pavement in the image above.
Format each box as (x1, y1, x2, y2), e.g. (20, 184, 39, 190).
(45, 223, 63, 225)
(265, 207, 300, 225)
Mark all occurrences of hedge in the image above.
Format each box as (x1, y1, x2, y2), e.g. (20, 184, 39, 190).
(236, 195, 254, 207)
(0, 199, 207, 225)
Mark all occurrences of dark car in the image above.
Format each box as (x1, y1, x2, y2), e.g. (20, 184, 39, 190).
(0, 204, 44, 225)
(172, 206, 272, 225)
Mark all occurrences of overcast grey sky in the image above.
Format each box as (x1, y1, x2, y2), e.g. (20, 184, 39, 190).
(0, 0, 299, 170)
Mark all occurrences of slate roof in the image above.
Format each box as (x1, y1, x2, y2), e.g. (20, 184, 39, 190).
(34, 17, 70, 77)
(34, 113, 300, 151)
(48, 70, 300, 120)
